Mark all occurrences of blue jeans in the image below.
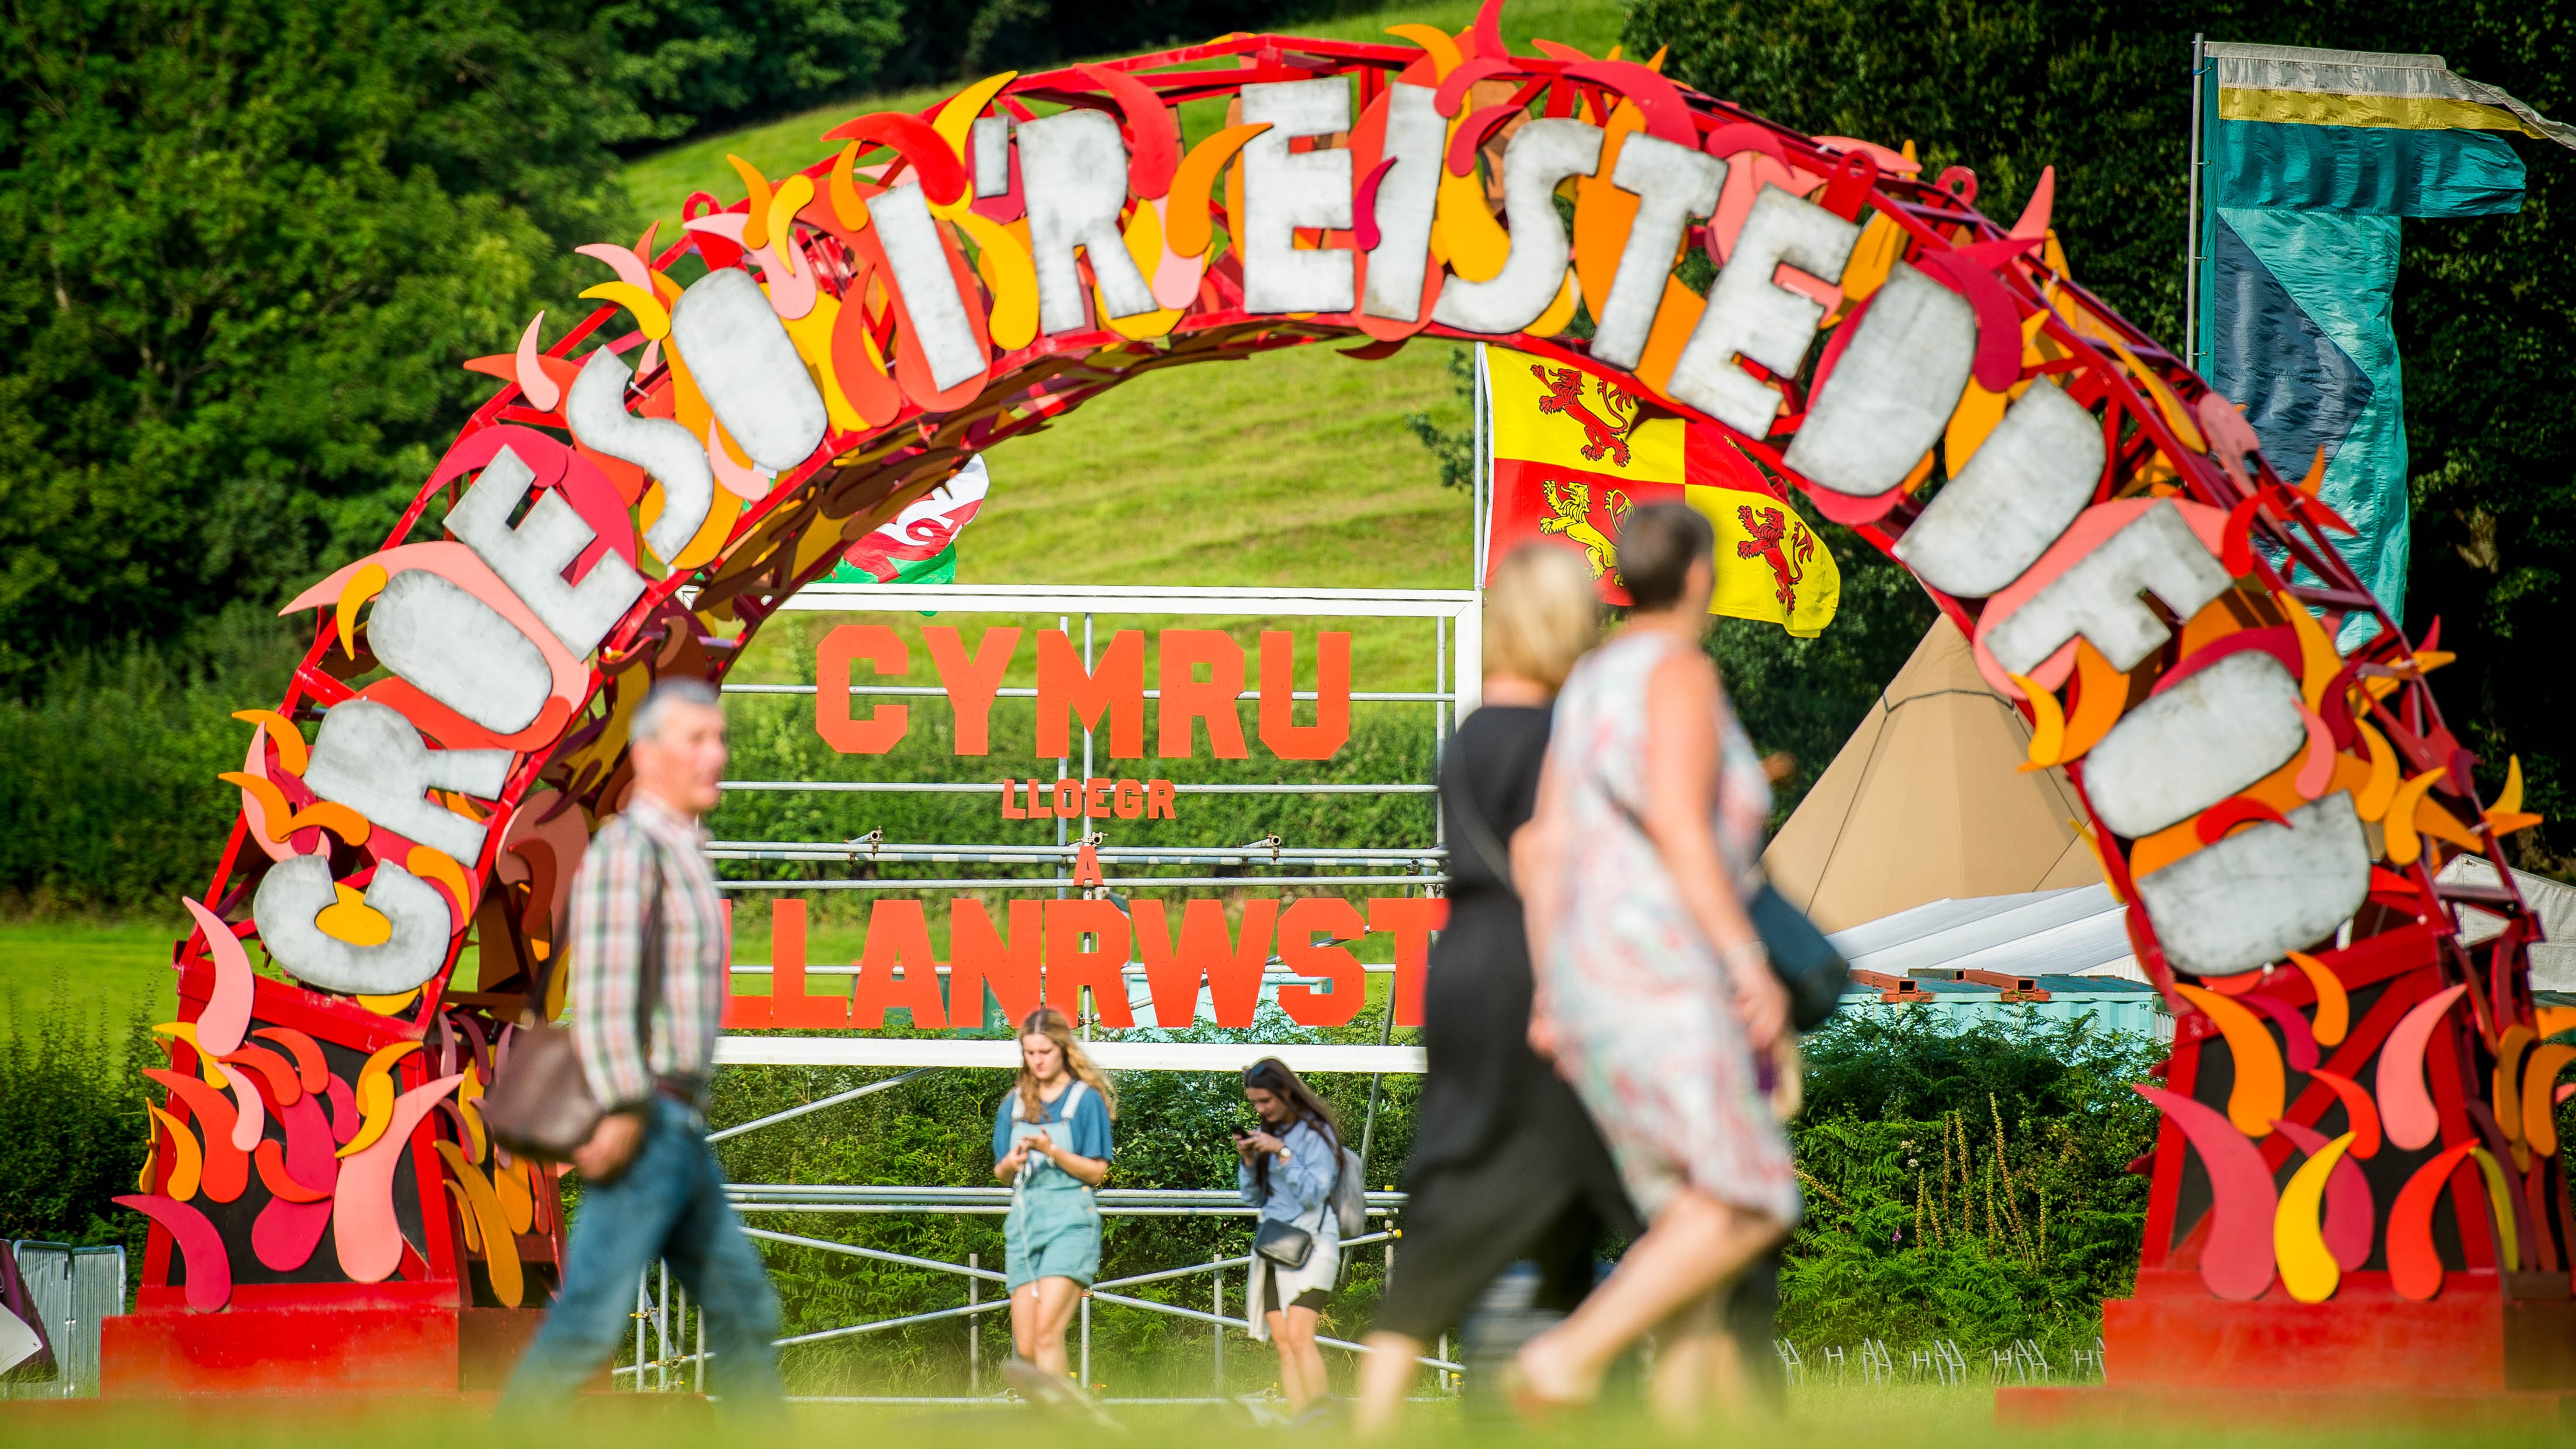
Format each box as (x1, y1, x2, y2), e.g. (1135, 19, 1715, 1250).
(501, 1097, 784, 1413)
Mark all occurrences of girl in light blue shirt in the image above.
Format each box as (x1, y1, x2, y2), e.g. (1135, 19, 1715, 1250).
(992, 1008, 1114, 1395)
(1236, 1057, 1345, 1419)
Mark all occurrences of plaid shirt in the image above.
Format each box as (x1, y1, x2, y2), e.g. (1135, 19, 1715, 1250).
(567, 794, 727, 1110)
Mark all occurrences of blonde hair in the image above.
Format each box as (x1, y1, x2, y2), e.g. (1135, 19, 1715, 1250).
(1483, 544, 1602, 691)
(1015, 1007, 1119, 1122)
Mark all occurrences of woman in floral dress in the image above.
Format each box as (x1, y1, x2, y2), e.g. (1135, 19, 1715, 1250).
(1511, 503, 1797, 1426)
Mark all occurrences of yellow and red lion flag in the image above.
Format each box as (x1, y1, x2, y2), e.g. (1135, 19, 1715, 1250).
(1482, 347, 1839, 635)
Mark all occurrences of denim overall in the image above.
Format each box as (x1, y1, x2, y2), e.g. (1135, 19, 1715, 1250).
(1003, 1081, 1103, 1291)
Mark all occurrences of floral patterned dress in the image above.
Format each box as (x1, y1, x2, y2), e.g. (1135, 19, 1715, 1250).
(1539, 628, 1802, 1226)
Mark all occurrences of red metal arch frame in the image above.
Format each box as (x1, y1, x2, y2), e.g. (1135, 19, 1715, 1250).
(126, 15, 2553, 1391)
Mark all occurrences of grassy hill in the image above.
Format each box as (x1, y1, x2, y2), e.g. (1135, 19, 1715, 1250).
(623, 0, 1629, 232)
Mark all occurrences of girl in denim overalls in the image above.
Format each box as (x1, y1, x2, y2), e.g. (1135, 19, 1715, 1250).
(992, 1007, 1115, 1394)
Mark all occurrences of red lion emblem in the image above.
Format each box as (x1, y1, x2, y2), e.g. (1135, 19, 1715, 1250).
(1531, 365, 1641, 468)
(1735, 505, 1813, 614)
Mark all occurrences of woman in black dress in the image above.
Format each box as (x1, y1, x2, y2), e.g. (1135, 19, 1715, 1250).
(1353, 544, 1640, 1436)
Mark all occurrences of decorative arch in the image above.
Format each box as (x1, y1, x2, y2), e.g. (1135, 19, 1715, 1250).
(136, 12, 2549, 1344)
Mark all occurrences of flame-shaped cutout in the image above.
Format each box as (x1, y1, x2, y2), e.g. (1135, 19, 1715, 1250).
(2305, 1067, 2380, 1158)
(2284, 952, 2348, 1047)
(2134, 1084, 2277, 1301)
(332, 1073, 466, 1284)
(2273, 1128, 2357, 1302)
(180, 895, 254, 1057)
(116, 1195, 231, 1312)
(2173, 985, 2285, 1136)
(2377, 984, 2467, 1153)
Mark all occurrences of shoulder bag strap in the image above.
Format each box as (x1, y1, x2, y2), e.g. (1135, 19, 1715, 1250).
(1308, 1114, 1344, 1189)
(1443, 749, 1519, 898)
(635, 836, 667, 1074)
(514, 822, 667, 1035)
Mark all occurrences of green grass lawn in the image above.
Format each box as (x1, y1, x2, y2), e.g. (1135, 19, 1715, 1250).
(0, 1380, 2517, 1444)
(0, 918, 176, 1033)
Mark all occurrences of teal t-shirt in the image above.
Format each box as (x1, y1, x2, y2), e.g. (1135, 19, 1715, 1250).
(992, 1083, 1114, 1168)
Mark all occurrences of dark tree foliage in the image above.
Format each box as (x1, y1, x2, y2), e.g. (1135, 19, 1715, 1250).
(888, 0, 1355, 89)
(1628, 0, 2576, 870)
(0, 0, 640, 685)
(602, 0, 910, 141)
(1800, 1009, 2160, 1124)
(0, 607, 297, 911)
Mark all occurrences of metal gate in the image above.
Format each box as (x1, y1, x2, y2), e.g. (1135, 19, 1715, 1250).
(670, 583, 1475, 1403)
(4, 1242, 124, 1398)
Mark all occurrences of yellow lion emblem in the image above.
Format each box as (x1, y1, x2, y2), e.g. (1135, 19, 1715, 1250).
(1537, 480, 1632, 583)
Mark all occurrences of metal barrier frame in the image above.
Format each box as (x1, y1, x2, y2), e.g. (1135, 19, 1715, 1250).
(660, 584, 1470, 1405)
(610, 1186, 1465, 1400)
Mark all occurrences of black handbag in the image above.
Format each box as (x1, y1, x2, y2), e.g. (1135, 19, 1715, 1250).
(1254, 1216, 1315, 1270)
(1748, 876, 1848, 1032)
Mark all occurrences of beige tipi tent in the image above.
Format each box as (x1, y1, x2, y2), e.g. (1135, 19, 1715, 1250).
(1761, 615, 2108, 933)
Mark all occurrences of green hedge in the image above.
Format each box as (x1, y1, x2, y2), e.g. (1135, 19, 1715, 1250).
(0, 608, 296, 914)
(0, 981, 153, 1260)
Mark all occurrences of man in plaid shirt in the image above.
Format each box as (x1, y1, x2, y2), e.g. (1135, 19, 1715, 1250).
(502, 679, 783, 1413)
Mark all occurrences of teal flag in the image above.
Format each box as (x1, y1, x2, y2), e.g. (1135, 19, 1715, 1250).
(2197, 43, 2574, 647)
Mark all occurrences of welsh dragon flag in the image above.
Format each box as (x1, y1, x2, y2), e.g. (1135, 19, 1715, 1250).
(829, 454, 991, 585)
(1481, 345, 1840, 636)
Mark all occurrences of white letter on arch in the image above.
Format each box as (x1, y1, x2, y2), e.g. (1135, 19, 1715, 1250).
(1588, 133, 1724, 371)
(868, 182, 989, 391)
(1667, 186, 1858, 437)
(2135, 794, 2370, 977)
(301, 700, 513, 866)
(1239, 78, 1355, 314)
(1893, 378, 2104, 598)
(665, 267, 829, 473)
(2080, 651, 2310, 839)
(252, 854, 453, 996)
(444, 445, 647, 660)
(1978, 500, 2234, 680)
(366, 570, 555, 735)
(565, 349, 715, 563)
(1020, 109, 1158, 334)
(1782, 264, 1974, 496)
(1432, 119, 1602, 336)
(1361, 84, 1446, 323)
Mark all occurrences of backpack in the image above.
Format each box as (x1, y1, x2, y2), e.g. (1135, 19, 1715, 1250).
(1323, 1120, 1369, 1240)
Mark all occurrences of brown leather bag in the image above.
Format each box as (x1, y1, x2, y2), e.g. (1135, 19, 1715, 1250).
(482, 846, 664, 1161)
